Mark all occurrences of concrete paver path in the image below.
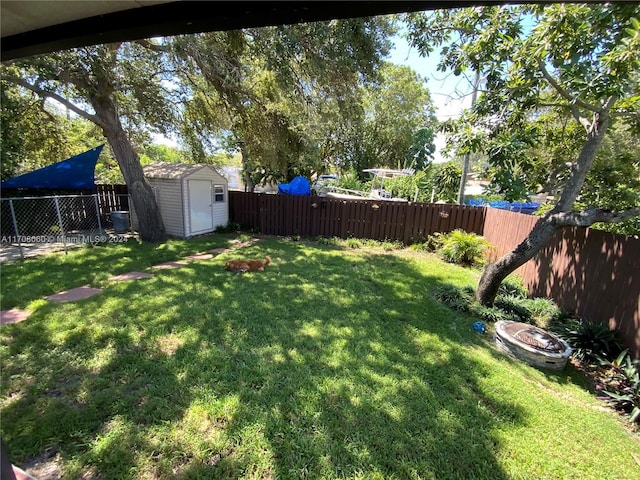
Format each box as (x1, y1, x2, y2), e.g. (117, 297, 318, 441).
(45, 286, 103, 302)
(0, 308, 30, 325)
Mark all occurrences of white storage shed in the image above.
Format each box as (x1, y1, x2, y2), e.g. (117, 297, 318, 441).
(143, 162, 229, 238)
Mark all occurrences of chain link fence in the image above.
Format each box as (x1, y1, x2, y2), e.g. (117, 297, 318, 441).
(1, 194, 134, 261)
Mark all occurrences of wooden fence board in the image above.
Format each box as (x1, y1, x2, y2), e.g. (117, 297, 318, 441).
(230, 192, 492, 244)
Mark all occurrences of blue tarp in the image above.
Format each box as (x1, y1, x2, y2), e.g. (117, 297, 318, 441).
(1, 145, 104, 190)
(278, 176, 311, 196)
(466, 197, 539, 215)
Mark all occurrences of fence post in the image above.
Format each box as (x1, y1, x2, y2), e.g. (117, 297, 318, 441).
(339, 201, 348, 239)
(93, 194, 103, 237)
(127, 194, 133, 232)
(8, 199, 24, 261)
(53, 196, 68, 254)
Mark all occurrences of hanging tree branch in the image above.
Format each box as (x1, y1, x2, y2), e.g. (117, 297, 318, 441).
(1, 74, 101, 126)
(536, 59, 602, 131)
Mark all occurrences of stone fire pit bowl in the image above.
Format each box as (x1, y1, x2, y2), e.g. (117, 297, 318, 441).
(495, 321, 572, 371)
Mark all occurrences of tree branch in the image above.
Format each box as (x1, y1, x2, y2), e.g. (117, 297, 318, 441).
(536, 59, 602, 127)
(550, 206, 640, 227)
(610, 110, 640, 119)
(134, 39, 171, 53)
(2, 74, 101, 126)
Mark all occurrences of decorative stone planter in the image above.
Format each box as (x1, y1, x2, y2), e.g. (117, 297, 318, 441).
(495, 321, 572, 371)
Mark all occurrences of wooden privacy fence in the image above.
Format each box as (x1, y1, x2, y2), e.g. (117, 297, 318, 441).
(482, 208, 640, 358)
(229, 191, 486, 243)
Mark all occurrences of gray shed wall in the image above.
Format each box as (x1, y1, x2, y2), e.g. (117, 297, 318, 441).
(148, 177, 186, 237)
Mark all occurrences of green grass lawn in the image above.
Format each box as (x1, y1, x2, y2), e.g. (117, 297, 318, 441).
(1, 235, 638, 479)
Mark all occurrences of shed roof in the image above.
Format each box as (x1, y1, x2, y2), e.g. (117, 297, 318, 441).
(143, 162, 225, 181)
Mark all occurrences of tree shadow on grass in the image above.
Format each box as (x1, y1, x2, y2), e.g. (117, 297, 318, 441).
(1, 239, 526, 479)
(0, 293, 198, 478)
(172, 242, 526, 479)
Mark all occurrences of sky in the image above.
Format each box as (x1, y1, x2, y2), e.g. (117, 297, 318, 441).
(386, 34, 475, 163)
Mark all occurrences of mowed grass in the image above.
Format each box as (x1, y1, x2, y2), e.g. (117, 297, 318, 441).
(1, 235, 638, 479)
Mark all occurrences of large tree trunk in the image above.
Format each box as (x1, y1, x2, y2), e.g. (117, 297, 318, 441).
(240, 141, 254, 193)
(476, 218, 558, 304)
(95, 99, 167, 243)
(476, 110, 611, 305)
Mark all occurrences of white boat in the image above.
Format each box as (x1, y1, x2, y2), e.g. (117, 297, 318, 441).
(314, 168, 414, 201)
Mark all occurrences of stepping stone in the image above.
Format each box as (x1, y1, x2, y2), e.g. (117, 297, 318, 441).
(185, 253, 214, 261)
(151, 260, 188, 270)
(45, 286, 103, 302)
(209, 247, 233, 255)
(109, 271, 153, 281)
(1, 309, 30, 325)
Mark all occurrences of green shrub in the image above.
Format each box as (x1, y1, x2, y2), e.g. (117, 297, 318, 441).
(471, 303, 515, 323)
(315, 236, 340, 246)
(497, 275, 528, 299)
(437, 229, 493, 266)
(335, 171, 368, 192)
(410, 233, 444, 253)
(495, 296, 533, 322)
(598, 350, 640, 424)
(378, 240, 403, 251)
(434, 285, 474, 312)
(524, 297, 561, 320)
(432, 283, 570, 331)
(563, 319, 624, 363)
(345, 238, 363, 249)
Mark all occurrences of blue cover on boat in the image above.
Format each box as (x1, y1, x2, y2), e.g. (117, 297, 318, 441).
(278, 176, 311, 196)
(1, 145, 104, 190)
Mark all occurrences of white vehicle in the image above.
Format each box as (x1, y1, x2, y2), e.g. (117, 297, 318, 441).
(314, 168, 414, 201)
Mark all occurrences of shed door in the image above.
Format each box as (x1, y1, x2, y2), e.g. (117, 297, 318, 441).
(188, 179, 213, 234)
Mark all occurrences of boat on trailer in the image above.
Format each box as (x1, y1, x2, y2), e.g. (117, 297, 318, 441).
(314, 168, 414, 201)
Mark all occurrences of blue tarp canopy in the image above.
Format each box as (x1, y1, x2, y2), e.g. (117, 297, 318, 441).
(1, 145, 104, 190)
(278, 176, 311, 196)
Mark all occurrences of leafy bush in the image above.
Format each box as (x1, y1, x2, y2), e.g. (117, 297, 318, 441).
(409, 233, 445, 253)
(315, 236, 402, 251)
(432, 283, 568, 329)
(437, 229, 493, 266)
(598, 350, 640, 424)
(516, 297, 568, 331)
(315, 236, 340, 246)
(495, 296, 533, 322)
(563, 319, 624, 363)
(345, 237, 363, 249)
(524, 297, 562, 321)
(378, 240, 403, 251)
(334, 171, 368, 192)
(434, 285, 474, 312)
(497, 275, 528, 299)
(470, 303, 515, 323)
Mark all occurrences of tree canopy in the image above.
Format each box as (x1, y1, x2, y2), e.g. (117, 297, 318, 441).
(172, 19, 436, 186)
(406, 3, 640, 304)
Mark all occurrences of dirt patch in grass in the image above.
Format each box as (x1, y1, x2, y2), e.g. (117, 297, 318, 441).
(21, 447, 63, 480)
(156, 334, 185, 356)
